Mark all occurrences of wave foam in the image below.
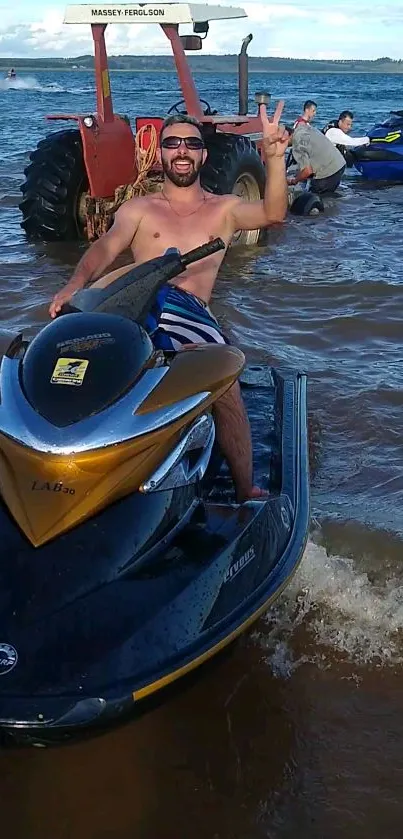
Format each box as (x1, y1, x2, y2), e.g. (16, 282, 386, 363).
(255, 535, 403, 675)
(0, 76, 64, 93)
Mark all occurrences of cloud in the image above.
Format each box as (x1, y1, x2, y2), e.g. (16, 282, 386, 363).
(0, 2, 402, 59)
(321, 12, 351, 26)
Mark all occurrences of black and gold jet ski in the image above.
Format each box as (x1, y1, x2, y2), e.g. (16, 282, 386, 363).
(0, 238, 309, 746)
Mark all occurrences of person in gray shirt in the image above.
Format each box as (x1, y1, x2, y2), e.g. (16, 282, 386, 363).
(287, 121, 346, 194)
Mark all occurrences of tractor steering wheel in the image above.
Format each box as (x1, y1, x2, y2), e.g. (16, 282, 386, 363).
(167, 98, 215, 116)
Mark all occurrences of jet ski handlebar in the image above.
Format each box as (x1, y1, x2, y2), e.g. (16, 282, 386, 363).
(56, 238, 227, 321)
(180, 237, 226, 267)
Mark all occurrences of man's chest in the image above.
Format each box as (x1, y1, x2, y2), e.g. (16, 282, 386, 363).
(135, 201, 229, 254)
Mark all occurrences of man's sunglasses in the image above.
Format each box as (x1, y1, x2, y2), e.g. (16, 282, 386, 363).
(160, 136, 205, 150)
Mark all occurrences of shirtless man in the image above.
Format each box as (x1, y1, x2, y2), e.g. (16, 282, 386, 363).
(49, 102, 289, 502)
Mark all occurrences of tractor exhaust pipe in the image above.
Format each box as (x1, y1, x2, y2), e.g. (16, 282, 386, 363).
(238, 33, 253, 116)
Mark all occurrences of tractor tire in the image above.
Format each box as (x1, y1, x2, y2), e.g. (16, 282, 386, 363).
(19, 129, 88, 241)
(201, 134, 266, 245)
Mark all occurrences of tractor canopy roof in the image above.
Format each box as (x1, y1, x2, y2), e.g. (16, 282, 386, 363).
(64, 3, 247, 25)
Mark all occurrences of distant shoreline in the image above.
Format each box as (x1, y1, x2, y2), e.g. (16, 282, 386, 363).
(1, 54, 403, 75)
(3, 67, 403, 75)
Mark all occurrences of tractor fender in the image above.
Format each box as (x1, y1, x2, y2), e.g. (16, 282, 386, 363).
(46, 114, 135, 198)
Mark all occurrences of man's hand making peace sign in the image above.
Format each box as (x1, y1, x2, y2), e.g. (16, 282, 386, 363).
(228, 98, 290, 232)
(260, 100, 290, 158)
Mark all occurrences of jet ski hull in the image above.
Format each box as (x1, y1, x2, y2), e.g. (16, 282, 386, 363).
(353, 110, 403, 181)
(0, 368, 309, 746)
(353, 148, 403, 181)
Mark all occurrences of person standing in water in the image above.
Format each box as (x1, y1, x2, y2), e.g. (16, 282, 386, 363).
(287, 121, 346, 194)
(294, 100, 317, 128)
(323, 110, 369, 149)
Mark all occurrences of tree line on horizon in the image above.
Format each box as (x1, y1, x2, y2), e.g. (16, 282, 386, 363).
(1, 55, 402, 72)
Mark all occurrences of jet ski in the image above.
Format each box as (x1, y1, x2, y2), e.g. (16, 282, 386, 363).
(0, 238, 309, 747)
(351, 110, 403, 181)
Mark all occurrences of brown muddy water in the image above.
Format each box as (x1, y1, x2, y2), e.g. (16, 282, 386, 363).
(0, 71, 403, 838)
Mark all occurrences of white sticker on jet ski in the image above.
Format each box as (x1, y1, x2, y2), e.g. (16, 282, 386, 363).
(51, 357, 89, 386)
(0, 643, 18, 676)
(224, 546, 255, 584)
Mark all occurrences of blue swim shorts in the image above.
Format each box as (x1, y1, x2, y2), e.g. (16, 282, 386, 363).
(145, 285, 230, 351)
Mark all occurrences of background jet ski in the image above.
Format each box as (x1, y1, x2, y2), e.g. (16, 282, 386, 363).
(351, 110, 403, 180)
(0, 238, 309, 747)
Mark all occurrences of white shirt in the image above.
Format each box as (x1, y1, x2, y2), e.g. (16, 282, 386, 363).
(325, 127, 369, 147)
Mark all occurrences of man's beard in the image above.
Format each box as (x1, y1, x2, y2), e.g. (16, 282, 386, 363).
(162, 156, 202, 187)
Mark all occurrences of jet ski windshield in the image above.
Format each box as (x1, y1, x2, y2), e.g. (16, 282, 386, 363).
(20, 312, 153, 427)
(369, 111, 403, 136)
(382, 110, 403, 126)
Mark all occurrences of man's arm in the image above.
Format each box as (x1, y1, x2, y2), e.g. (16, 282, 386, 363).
(229, 155, 288, 231)
(288, 165, 313, 185)
(227, 101, 289, 233)
(325, 127, 369, 147)
(49, 200, 143, 318)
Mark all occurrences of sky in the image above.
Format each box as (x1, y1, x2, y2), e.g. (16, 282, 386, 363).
(1, 1, 403, 60)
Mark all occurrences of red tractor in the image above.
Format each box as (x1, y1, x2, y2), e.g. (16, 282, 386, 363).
(19, 3, 315, 245)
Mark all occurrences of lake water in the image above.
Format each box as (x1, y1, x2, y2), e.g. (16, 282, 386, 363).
(0, 69, 403, 838)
